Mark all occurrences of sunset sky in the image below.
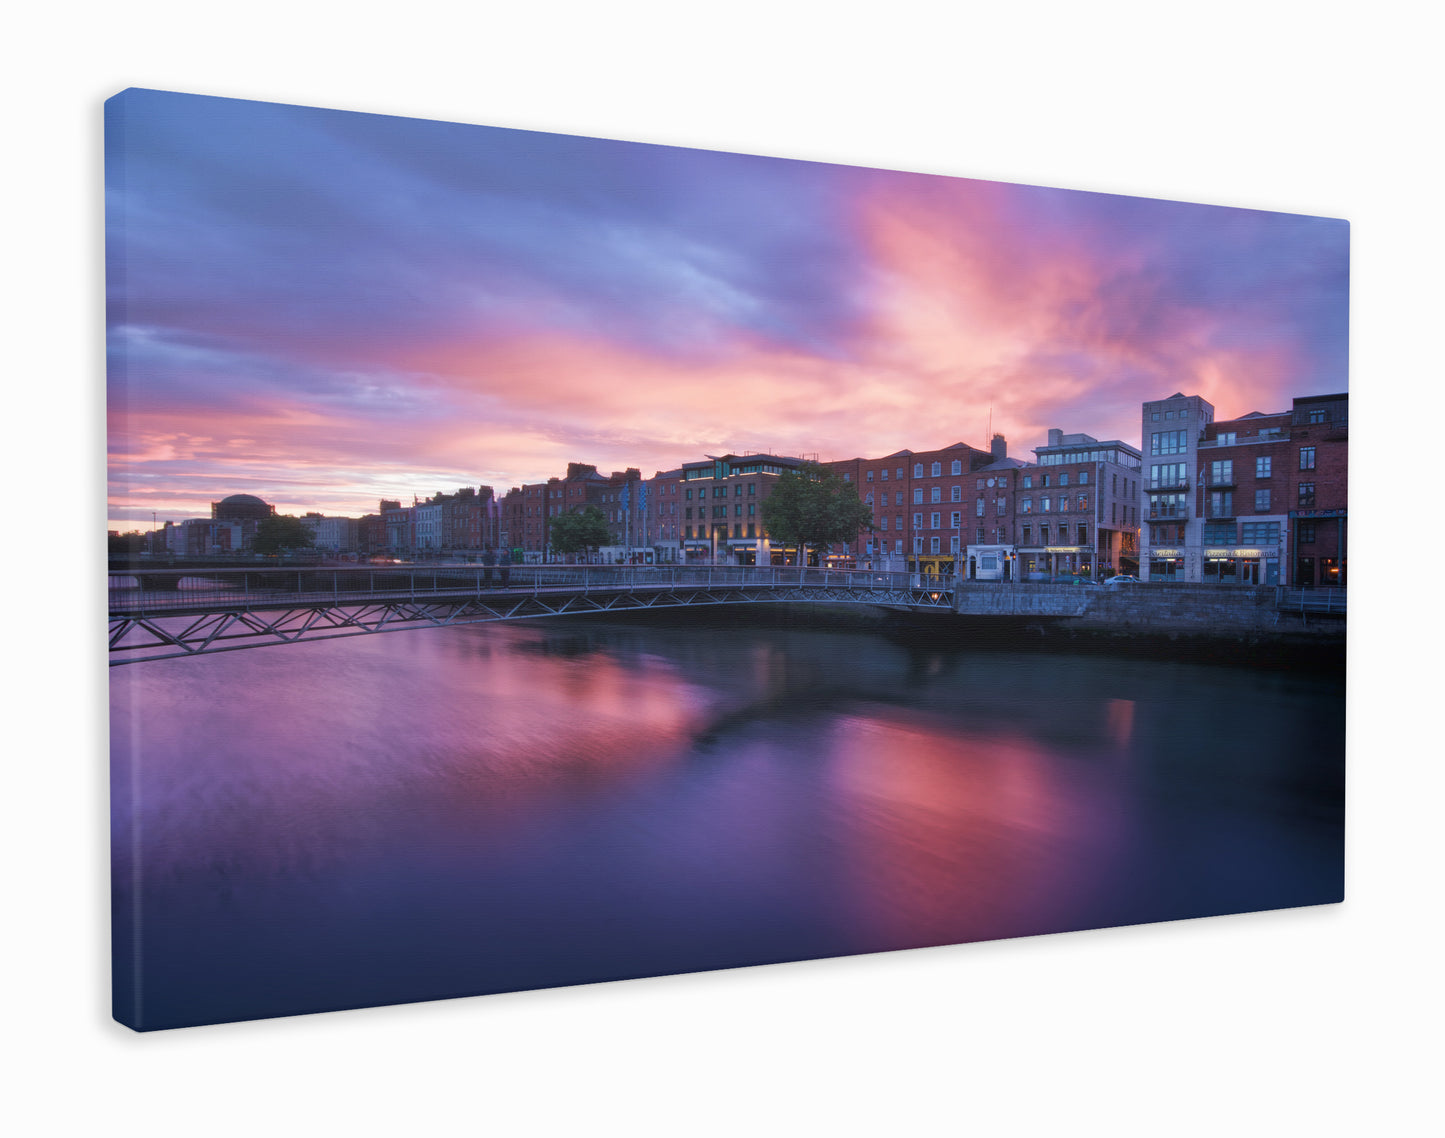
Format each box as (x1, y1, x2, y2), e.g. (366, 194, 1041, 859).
(105, 88, 1349, 530)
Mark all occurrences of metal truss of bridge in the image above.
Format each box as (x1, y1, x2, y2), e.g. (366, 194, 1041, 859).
(109, 564, 956, 664)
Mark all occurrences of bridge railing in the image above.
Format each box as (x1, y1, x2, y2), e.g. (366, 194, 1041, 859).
(1274, 586, 1347, 614)
(109, 564, 951, 615)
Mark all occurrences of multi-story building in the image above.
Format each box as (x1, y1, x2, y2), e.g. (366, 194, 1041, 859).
(1287, 393, 1348, 587)
(828, 440, 997, 574)
(643, 468, 684, 562)
(300, 513, 360, 553)
(1140, 391, 1347, 586)
(965, 437, 1032, 580)
(1139, 393, 1216, 582)
(1194, 408, 1293, 585)
(382, 500, 413, 553)
(1015, 429, 1143, 581)
(678, 452, 810, 564)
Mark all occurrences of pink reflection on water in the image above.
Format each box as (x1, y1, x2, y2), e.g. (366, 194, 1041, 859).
(823, 712, 1131, 946)
(111, 626, 711, 881)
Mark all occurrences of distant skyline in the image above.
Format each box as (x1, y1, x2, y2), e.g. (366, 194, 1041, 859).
(106, 88, 1348, 530)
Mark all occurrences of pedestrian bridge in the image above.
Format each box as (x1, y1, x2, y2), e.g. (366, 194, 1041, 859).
(108, 564, 957, 664)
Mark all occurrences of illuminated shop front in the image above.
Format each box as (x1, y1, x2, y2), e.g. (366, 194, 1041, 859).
(1148, 547, 1185, 581)
(1201, 547, 1280, 585)
(964, 544, 1014, 581)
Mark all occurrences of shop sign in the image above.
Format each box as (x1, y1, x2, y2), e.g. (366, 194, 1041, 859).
(1045, 546, 1084, 553)
(1206, 547, 1266, 558)
(1151, 548, 1180, 556)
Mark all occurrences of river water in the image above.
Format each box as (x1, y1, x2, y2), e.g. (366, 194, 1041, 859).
(110, 614, 1345, 1030)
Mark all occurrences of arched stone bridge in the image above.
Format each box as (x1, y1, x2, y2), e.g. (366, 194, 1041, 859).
(108, 564, 957, 664)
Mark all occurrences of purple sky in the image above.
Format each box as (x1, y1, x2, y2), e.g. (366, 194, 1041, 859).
(106, 88, 1348, 529)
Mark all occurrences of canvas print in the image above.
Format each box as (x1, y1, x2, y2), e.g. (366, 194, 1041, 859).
(107, 88, 1348, 1032)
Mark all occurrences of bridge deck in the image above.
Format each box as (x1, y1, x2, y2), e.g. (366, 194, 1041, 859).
(108, 565, 955, 664)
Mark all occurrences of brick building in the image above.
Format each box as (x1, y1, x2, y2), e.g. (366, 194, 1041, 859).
(827, 440, 996, 574)
(1140, 391, 1347, 586)
(1286, 393, 1348, 587)
(1016, 429, 1143, 581)
(677, 452, 810, 564)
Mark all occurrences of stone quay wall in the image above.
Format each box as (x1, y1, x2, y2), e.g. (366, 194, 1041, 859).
(951, 581, 1340, 637)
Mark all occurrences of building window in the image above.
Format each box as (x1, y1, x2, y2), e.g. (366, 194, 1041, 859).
(930, 512, 941, 529)
(1022, 525, 1032, 544)
(996, 498, 1006, 516)
(913, 488, 924, 505)
(976, 499, 985, 516)
(951, 459, 962, 475)
(951, 536, 961, 552)
(1203, 520, 1235, 544)
(842, 472, 851, 482)
(1059, 473, 1069, 487)
(1148, 492, 1186, 519)
(930, 536, 941, 553)
(1217, 432, 1236, 445)
(1077, 495, 1088, 512)
(1256, 456, 1272, 479)
(950, 511, 961, 529)
(897, 468, 904, 480)
(1255, 489, 1270, 511)
(1021, 498, 1032, 513)
(1058, 497, 1069, 512)
(880, 468, 888, 481)
(976, 528, 985, 544)
(1151, 430, 1187, 456)
(1041, 497, 1051, 512)
(1308, 408, 1327, 424)
(1023, 475, 1033, 489)
(1079, 470, 1088, 485)
(931, 487, 941, 503)
(951, 485, 961, 502)
(1299, 522, 1316, 543)
(879, 515, 888, 530)
(1077, 525, 1088, 545)
(1210, 460, 1233, 484)
(1298, 483, 1316, 507)
(1241, 521, 1280, 544)
(1299, 446, 1316, 470)
(913, 513, 922, 529)
(1042, 475, 1050, 488)
(931, 462, 941, 477)
(866, 469, 874, 482)
(1207, 490, 1234, 518)
(914, 464, 923, 478)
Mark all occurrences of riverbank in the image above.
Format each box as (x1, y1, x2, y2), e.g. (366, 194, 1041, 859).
(554, 599, 1345, 675)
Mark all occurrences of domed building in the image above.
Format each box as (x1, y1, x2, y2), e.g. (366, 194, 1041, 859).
(212, 493, 276, 521)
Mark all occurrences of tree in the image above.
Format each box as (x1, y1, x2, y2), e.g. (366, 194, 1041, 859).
(547, 506, 612, 562)
(252, 515, 315, 555)
(760, 462, 873, 566)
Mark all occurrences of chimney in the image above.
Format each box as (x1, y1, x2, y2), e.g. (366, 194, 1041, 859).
(991, 433, 1007, 461)
(1047, 428, 1063, 447)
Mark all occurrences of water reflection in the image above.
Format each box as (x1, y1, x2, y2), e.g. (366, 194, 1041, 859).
(111, 618, 1344, 1030)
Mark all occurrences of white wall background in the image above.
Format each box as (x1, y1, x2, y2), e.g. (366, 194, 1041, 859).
(6, 3, 1435, 1134)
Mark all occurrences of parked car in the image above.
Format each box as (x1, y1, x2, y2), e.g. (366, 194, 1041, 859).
(1103, 574, 1141, 586)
